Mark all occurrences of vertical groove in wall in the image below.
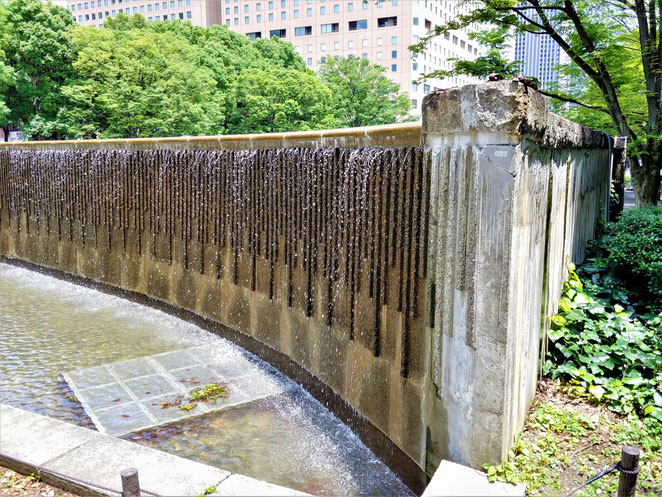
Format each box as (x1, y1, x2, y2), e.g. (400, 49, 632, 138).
(0, 147, 429, 375)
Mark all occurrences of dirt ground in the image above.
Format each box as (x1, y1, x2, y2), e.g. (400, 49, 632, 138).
(0, 467, 78, 497)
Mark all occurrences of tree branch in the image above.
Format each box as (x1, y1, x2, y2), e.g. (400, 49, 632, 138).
(537, 89, 610, 112)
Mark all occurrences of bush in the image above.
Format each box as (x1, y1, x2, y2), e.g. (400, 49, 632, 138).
(599, 207, 662, 301)
(543, 263, 662, 421)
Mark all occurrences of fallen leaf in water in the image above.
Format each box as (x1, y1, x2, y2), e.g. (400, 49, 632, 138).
(121, 414, 130, 418)
(112, 399, 122, 403)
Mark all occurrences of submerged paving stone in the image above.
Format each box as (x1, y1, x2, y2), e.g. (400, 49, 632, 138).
(63, 345, 285, 436)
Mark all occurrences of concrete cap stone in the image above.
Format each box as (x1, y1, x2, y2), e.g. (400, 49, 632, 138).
(422, 80, 608, 149)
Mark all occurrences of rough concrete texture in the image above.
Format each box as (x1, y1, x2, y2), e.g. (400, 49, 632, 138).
(423, 81, 608, 469)
(0, 404, 307, 497)
(422, 460, 524, 496)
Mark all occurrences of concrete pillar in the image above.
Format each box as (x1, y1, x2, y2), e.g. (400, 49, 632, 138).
(421, 81, 608, 469)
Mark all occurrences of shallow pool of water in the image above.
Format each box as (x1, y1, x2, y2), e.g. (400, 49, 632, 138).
(0, 263, 414, 496)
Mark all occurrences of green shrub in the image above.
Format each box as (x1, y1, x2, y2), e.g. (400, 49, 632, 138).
(543, 264, 662, 421)
(599, 207, 662, 301)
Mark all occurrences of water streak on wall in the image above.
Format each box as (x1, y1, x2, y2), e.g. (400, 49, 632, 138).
(0, 147, 429, 377)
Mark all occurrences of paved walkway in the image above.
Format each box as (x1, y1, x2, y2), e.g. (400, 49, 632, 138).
(0, 404, 306, 496)
(63, 346, 284, 436)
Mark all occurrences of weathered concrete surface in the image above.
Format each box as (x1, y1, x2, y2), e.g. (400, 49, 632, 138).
(0, 404, 307, 497)
(422, 460, 524, 496)
(422, 81, 608, 470)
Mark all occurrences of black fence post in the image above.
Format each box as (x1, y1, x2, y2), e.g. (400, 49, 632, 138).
(617, 446, 640, 497)
(120, 467, 141, 497)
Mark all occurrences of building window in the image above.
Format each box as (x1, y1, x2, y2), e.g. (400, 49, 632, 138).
(362, 38, 368, 47)
(147, 4, 152, 11)
(413, 62, 418, 70)
(348, 40, 354, 48)
(320, 6, 325, 14)
(306, 7, 311, 15)
(170, 1, 174, 7)
(321, 56, 326, 63)
(334, 41, 340, 49)
(412, 98, 417, 108)
(348, 19, 367, 30)
(244, 4, 249, 11)
(178, 0, 183, 6)
(268, 1, 273, 8)
(362, 0, 368, 8)
(391, 36, 398, 44)
(424, 84, 430, 94)
(226, 19, 230, 25)
(376, 37, 382, 45)
(281, 0, 286, 5)
(186, 0, 191, 5)
(452, 35, 458, 44)
(295, 25, 312, 36)
(307, 58, 312, 65)
(257, 14, 261, 21)
(413, 17, 418, 25)
(377, 0, 383, 6)
(178, 12, 183, 18)
(247, 31, 261, 40)
(377, 16, 397, 27)
(139, 5, 144, 12)
(321, 42, 326, 51)
(391, 64, 397, 71)
(281, 11, 286, 18)
(362, 53, 367, 59)
(269, 12, 274, 20)
(91, 12, 96, 19)
(321, 23, 339, 33)
(348, 2, 353, 10)
(333, 4, 339, 12)
(186, 11, 191, 17)
(376, 51, 383, 59)
(294, 9, 299, 17)
(256, 2, 261, 10)
(392, 0, 398, 5)
(307, 44, 312, 52)
(412, 82, 417, 92)
(391, 50, 397, 58)
(270, 28, 286, 37)
(245, 16, 249, 23)
(233, 6, 238, 13)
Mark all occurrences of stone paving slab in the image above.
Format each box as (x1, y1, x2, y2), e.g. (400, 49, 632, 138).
(63, 346, 285, 436)
(0, 404, 308, 496)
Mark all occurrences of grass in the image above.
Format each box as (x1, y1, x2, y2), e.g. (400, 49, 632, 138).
(483, 379, 661, 496)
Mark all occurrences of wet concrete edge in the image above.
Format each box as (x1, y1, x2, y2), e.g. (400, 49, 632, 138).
(0, 254, 429, 496)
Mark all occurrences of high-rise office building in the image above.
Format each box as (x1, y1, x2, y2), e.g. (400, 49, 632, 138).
(67, 0, 480, 114)
(67, 0, 223, 28)
(226, 0, 481, 113)
(513, 18, 561, 90)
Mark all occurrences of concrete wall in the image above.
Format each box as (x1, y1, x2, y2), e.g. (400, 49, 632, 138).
(0, 83, 608, 491)
(422, 81, 608, 471)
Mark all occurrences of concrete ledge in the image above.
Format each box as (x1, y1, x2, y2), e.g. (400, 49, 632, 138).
(422, 461, 525, 497)
(422, 80, 607, 149)
(0, 122, 421, 151)
(0, 404, 307, 497)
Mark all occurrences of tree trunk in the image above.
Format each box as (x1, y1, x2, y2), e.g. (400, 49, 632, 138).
(630, 138, 662, 206)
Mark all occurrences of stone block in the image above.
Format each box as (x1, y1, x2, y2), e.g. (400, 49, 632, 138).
(145, 264, 170, 301)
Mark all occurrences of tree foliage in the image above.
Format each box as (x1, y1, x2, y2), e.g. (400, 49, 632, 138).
(319, 57, 411, 128)
(225, 67, 335, 133)
(58, 23, 224, 138)
(0, 0, 75, 139)
(411, 0, 662, 206)
(0, 3, 410, 138)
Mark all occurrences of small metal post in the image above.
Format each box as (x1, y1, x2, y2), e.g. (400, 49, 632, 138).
(120, 467, 140, 497)
(617, 446, 640, 497)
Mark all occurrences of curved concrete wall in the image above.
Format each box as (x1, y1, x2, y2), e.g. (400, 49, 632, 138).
(0, 82, 609, 493)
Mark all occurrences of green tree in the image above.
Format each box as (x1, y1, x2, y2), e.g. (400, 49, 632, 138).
(411, 0, 662, 206)
(0, 0, 75, 139)
(58, 17, 224, 138)
(224, 67, 335, 133)
(319, 56, 411, 128)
